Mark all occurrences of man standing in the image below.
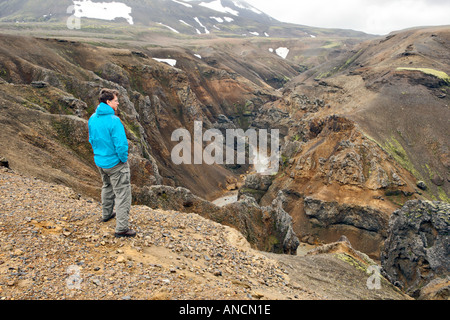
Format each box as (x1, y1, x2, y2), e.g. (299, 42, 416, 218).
(88, 88, 136, 238)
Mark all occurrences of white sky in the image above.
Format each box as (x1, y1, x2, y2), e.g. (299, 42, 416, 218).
(244, 0, 450, 35)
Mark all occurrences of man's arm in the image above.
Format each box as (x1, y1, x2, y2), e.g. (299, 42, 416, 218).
(111, 118, 129, 163)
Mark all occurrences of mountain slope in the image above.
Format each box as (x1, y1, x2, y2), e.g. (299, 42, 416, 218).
(248, 26, 449, 259)
(0, 0, 370, 39)
(286, 26, 450, 202)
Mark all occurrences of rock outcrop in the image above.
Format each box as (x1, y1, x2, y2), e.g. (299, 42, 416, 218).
(307, 235, 376, 267)
(381, 200, 450, 299)
(303, 196, 388, 258)
(238, 172, 275, 203)
(134, 185, 299, 254)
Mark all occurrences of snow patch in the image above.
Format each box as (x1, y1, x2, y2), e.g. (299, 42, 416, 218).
(275, 47, 289, 59)
(72, 0, 134, 25)
(268, 48, 274, 53)
(264, 32, 269, 37)
(194, 17, 210, 34)
(310, 34, 316, 38)
(199, 0, 239, 16)
(152, 58, 177, 67)
(194, 54, 202, 59)
(231, 1, 245, 9)
(179, 20, 193, 27)
(232, 1, 262, 14)
(249, 31, 259, 36)
(158, 22, 180, 34)
(210, 16, 224, 23)
(223, 17, 234, 22)
(249, 7, 262, 14)
(172, 0, 192, 8)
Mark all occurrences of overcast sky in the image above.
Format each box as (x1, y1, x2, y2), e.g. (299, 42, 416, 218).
(244, 0, 450, 35)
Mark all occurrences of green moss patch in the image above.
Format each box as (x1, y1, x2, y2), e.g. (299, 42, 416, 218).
(397, 67, 450, 83)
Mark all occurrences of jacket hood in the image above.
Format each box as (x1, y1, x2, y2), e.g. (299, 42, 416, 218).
(96, 102, 115, 115)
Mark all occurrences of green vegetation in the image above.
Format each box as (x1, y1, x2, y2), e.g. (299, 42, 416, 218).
(51, 117, 92, 160)
(280, 154, 289, 168)
(338, 49, 363, 72)
(239, 188, 265, 196)
(315, 69, 334, 79)
(335, 253, 368, 273)
(397, 67, 450, 84)
(315, 48, 363, 80)
(437, 187, 449, 203)
(321, 41, 341, 49)
(384, 136, 421, 179)
(266, 235, 280, 252)
(0, 68, 8, 81)
(384, 189, 409, 207)
(124, 119, 142, 140)
(233, 101, 253, 130)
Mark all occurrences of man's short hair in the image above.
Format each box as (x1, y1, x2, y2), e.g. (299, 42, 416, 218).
(99, 88, 119, 104)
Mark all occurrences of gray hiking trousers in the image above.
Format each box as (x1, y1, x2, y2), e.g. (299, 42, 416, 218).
(97, 161, 132, 233)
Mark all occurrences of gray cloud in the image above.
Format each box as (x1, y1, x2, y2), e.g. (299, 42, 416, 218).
(245, 0, 450, 34)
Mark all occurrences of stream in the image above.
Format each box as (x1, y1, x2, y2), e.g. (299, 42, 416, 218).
(212, 190, 239, 207)
(212, 148, 272, 207)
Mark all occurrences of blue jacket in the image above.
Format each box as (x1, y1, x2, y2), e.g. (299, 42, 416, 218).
(88, 102, 128, 169)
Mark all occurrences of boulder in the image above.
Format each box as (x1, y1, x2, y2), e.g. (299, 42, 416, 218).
(0, 157, 9, 168)
(381, 200, 450, 298)
(416, 181, 427, 190)
(31, 81, 48, 88)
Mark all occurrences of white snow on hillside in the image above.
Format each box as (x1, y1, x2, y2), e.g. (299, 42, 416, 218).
(210, 17, 224, 23)
(179, 20, 193, 27)
(249, 31, 259, 36)
(223, 17, 234, 22)
(72, 0, 134, 25)
(194, 17, 210, 34)
(249, 7, 262, 14)
(275, 47, 289, 59)
(199, 0, 239, 16)
(232, 1, 262, 14)
(172, 0, 192, 8)
(158, 22, 180, 34)
(153, 58, 177, 67)
(232, 1, 245, 9)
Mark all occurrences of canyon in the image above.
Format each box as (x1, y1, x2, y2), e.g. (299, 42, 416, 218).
(0, 1, 448, 300)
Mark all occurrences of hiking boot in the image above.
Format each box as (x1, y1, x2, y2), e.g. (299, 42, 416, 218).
(114, 229, 136, 238)
(102, 212, 116, 222)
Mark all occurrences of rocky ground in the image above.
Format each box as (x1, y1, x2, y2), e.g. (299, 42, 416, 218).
(0, 167, 409, 300)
